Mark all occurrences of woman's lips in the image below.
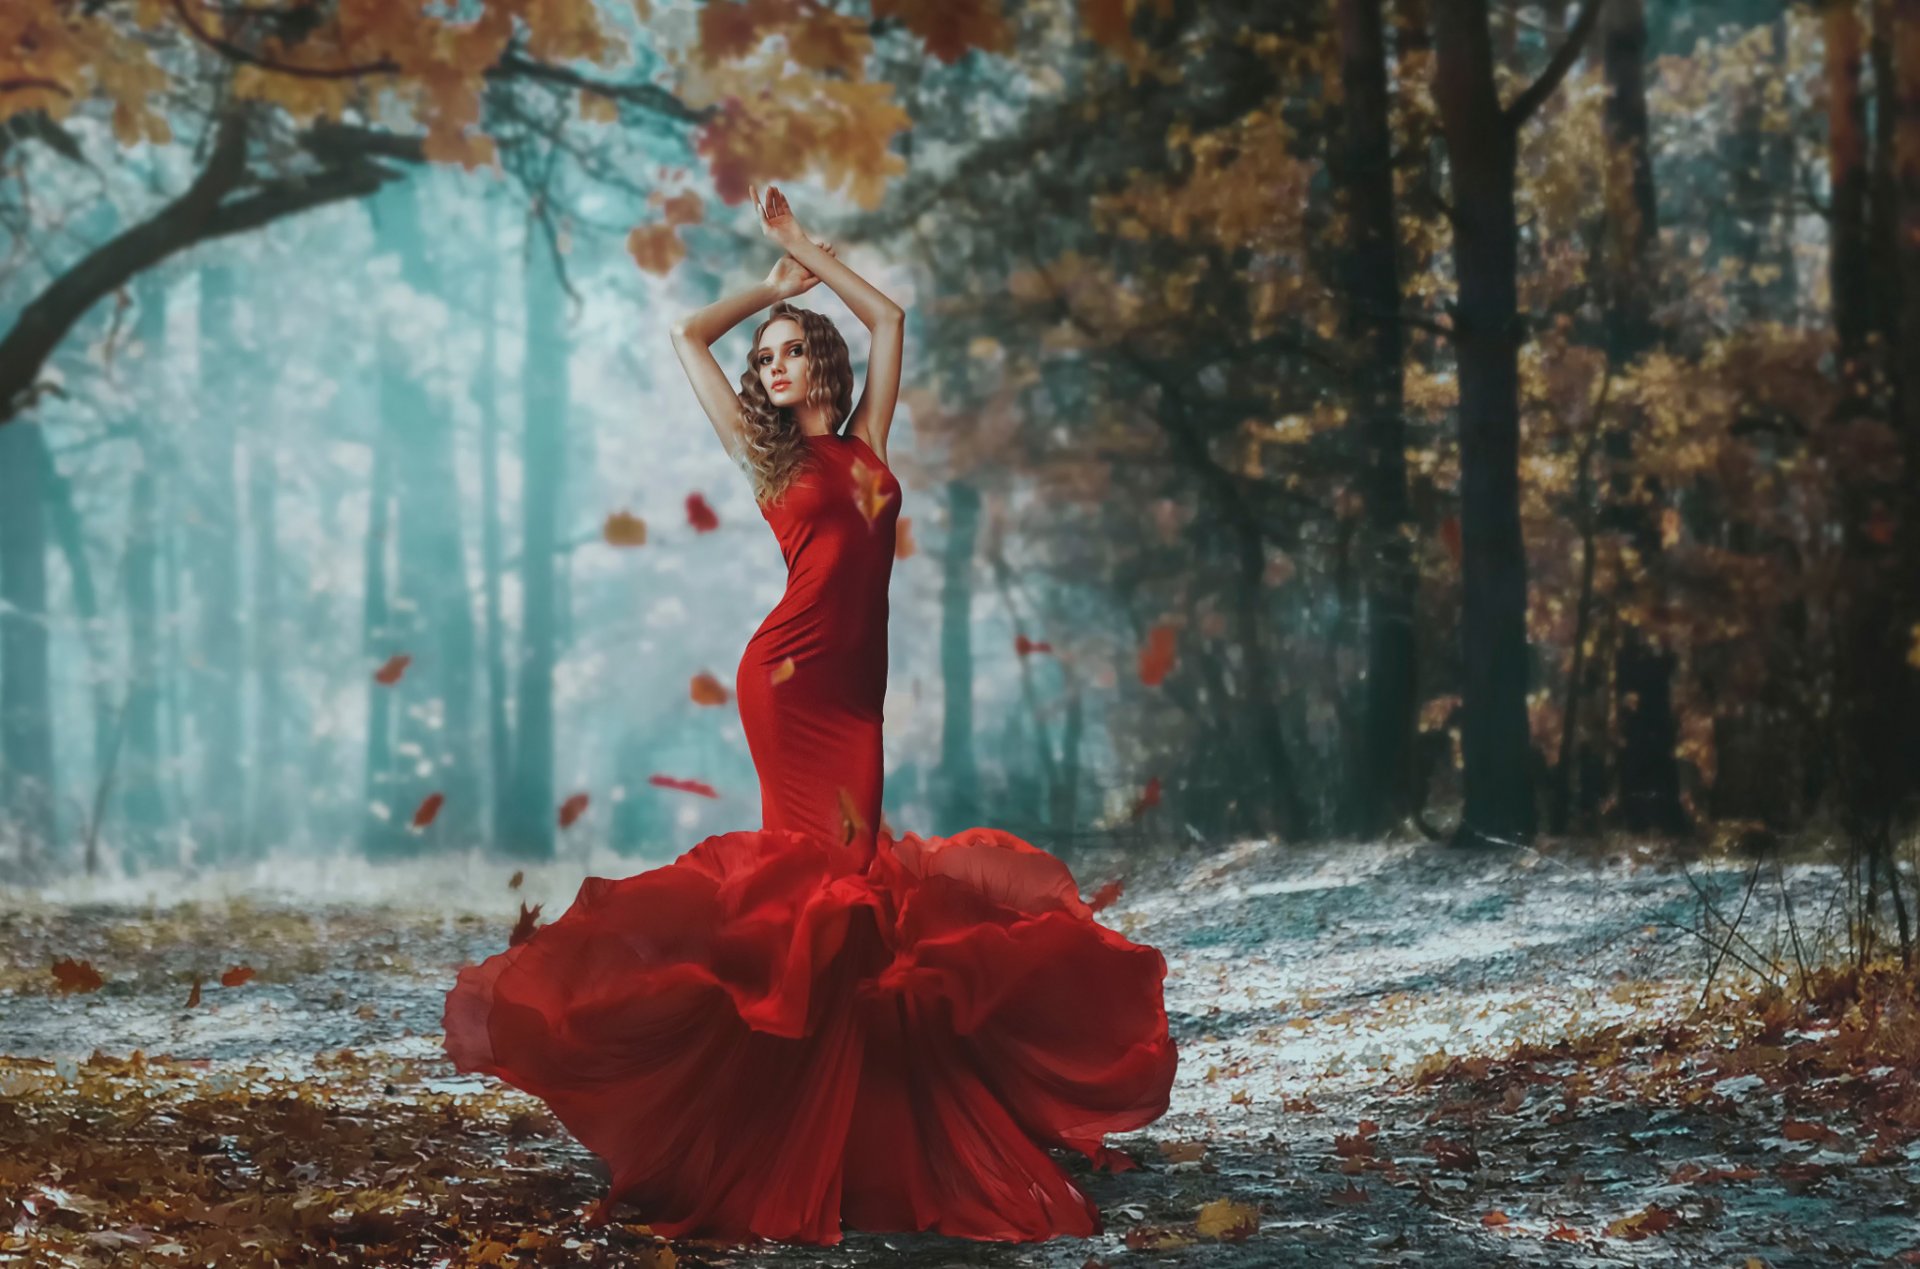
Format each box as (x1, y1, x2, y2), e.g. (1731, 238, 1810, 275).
(772, 380, 791, 389)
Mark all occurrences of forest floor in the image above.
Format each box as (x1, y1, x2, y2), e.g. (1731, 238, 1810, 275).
(1, 833, 1916, 1267)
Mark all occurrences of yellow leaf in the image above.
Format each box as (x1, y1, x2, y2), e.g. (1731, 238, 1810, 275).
(1195, 1197, 1259, 1241)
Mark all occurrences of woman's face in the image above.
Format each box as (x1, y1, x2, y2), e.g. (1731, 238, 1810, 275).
(754, 318, 807, 407)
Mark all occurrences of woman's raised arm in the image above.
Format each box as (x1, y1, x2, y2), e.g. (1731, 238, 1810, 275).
(667, 280, 786, 458)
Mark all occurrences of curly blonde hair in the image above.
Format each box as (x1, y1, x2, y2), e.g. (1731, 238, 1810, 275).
(735, 303, 855, 506)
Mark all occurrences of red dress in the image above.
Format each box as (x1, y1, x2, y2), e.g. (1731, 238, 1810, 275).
(442, 431, 1178, 1245)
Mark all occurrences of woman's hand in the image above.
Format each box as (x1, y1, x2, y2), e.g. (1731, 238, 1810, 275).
(750, 183, 808, 249)
(764, 240, 835, 299)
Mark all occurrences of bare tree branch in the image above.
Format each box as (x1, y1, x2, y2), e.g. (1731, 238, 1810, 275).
(1505, 0, 1605, 127)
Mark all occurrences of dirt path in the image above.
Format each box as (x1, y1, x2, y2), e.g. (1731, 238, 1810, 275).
(2, 837, 1912, 1266)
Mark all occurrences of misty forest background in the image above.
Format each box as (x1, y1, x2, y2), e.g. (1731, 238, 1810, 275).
(2, 0, 1919, 921)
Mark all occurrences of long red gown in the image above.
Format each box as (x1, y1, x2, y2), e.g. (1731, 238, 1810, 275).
(442, 430, 1178, 1245)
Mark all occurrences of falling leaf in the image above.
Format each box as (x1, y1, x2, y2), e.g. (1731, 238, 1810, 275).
(373, 654, 412, 685)
(220, 965, 256, 988)
(1138, 623, 1176, 686)
(509, 902, 544, 947)
(626, 224, 686, 275)
(184, 977, 202, 1009)
(648, 774, 721, 798)
(837, 786, 866, 844)
(1195, 1198, 1258, 1242)
(558, 792, 591, 828)
(685, 492, 720, 532)
(1014, 633, 1054, 656)
(1087, 878, 1125, 912)
(508, 870, 524, 889)
(895, 516, 916, 558)
(1863, 504, 1897, 546)
(411, 792, 444, 829)
(851, 459, 893, 523)
(769, 656, 796, 685)
(603, 510, 648, 546)
(51, 958, 103, 995)
(1130, 776, 1162, 819)
(690, 672, 731, 705)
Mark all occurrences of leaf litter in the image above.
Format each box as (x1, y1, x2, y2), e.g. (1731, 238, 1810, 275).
(2, 836, 1915, 1266)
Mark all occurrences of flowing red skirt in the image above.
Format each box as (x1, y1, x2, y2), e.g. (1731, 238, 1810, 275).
(441, 826, 1178, 1245)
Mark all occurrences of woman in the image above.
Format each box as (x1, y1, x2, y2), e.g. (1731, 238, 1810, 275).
(441, 186, 1178, 1247)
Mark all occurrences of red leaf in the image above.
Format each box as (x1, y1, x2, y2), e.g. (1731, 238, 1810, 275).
(686, 491, 720, 532)
(648, 774, 721, 798)
(1014, 633, 1054, 656)
(185, 977, 202, 1008)
(52, 957, 103, 995)
(220, 965, 256, 988)
(689, 672, 731, 705)
(1138, 623, 1176, 686)
(411, 792, 444, 829)
(509, 901, 544, 947)
(1087, 878, 1125, 913)
(508, 870, 524, 890)
(373, 653, 412, 685)
(1129, 776, 1162, 819)
(557, 792, 590, 828)
(1327, 1181, 1370, 1205)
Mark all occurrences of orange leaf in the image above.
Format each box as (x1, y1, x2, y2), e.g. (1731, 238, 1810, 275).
(690, 671, 731, 705)
(374, 653, 412, 685)
(185, 977, 203, 1008)
(411, 792, 444, 829)
(1546, 1224, 1584, 1242)
(508, 870, 524, 889)
(1482, 1211, 1510, 1227)
(894, 516, 916, 558)
(851, 459, 893, 523)
(558, 792, 591, 828)
(220, 965, 256, 988)
(685, 491, 720, 532)
(509, 901, 544, 947)
(603, 510, 648, 547)
(1605, 1204, 1676, 1240)
(769, 656, 796, 685)
(837, 786, 866, 844)
(52, 957, 103, 995)
(626, 224, 686, 275)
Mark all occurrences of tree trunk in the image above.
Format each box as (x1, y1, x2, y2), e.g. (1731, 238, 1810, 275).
(1600, 0, 1689, 837)
(1432, 0, 1538, 847)
(371, 178, 481, 855)
(192, 262, 247, 866)
(478, 200, 514, 849)
(1827, 0, 1874, 400)
(1339, 0, 1418, 838)
(507, 231, 567, 860)
(935, 480, 982, 833)
(0, 416, 55, 859)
